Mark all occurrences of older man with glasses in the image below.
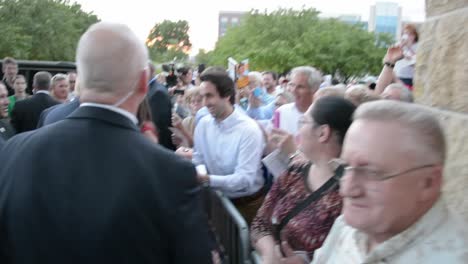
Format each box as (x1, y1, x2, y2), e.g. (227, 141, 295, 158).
(312, 100, 468, 264)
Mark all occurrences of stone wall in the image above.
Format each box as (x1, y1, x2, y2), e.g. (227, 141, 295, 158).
(414, 0, 468, 221)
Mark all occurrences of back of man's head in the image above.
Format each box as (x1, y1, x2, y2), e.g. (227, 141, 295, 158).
(33, 71, 52, 91)
(383, 83, 414, 103)
(76, 22, 148, 98)
(199, 68, 235, 105)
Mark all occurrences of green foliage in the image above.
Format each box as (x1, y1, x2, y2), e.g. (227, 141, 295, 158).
(0, 0, 99, 61)
(209, 8, 393, 80)
(194, 49, 213, 66)
(146, 20, 191, 63)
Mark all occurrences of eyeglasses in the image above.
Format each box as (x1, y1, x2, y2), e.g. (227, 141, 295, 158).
(328, 158, 436, 182)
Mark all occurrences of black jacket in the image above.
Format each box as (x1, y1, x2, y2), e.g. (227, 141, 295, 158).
(0, 119, 15, 140)
(10, 92, 60, 133)
(148, 81, 176, 150)
(37, 97, 80, 128)
(0, 106, 213, 263)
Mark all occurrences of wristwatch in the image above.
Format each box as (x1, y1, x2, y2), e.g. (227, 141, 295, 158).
(384, 61, 395, 68)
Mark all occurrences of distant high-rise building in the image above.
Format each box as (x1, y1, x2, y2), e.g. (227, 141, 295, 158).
(338, 14, 362, 24)
(337, 14, 368, 30)
(369, 2, 402, 39)
(218, 11, 246, 39)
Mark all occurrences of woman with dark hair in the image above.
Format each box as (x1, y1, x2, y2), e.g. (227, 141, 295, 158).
(251, 96, 356, 264)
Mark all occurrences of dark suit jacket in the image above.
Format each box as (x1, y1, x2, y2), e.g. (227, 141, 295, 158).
(0, 119, 15, 140)
(148, 80, 175, 150)
(37, 97, 80, 128)
(0, 106, 213, 263)
(0, 136, 4, 149)
(10, 92, 60, 133)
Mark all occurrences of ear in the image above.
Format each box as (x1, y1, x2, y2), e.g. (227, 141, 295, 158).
(136, 68, 149, 95)
(417, 165, 443, 202)
(317, 125, 332, 143)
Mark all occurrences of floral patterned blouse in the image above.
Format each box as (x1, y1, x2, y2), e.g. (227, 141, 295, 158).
(250, 163, 342, 260)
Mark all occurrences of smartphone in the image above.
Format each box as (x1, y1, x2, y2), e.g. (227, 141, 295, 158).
(174, 89, 185, 95)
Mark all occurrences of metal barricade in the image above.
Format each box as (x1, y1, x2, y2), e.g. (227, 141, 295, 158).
(205, 189, 253, 264)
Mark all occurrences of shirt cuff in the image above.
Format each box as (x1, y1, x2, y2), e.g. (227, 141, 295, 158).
(209, 175, 227, 188)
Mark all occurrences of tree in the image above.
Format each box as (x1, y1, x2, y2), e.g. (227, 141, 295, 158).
(210, 8, 393, 80)
(146, 20, 191, 63)
(194, 49, 213, 66)
(0, 0, 99, 61)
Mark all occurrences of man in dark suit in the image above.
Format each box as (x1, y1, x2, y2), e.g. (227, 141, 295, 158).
(10, 71, 60, 133)
(0, 22, 214, 263)
(37, 97, 80, 127)
(148, 76, 176, 150)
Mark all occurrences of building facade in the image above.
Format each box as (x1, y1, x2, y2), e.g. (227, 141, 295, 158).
(218, 11, 246, 39)
(368, 2, 402, 40)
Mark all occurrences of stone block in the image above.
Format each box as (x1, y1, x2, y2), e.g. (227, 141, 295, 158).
(432, 109, 468, 222)
(414, 9, 468, 113)
(426, 0, 468, 17)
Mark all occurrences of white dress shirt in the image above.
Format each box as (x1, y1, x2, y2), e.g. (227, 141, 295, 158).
(311, 198, 468, 264)
(276, 102, 304, 135)
(80, 103, 138, 125)
(193, 108, 264, 198)
(35, 90, 51, 95)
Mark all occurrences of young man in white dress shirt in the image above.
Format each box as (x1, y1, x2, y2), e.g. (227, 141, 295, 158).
(312, 100, 468, 264)
(193, 68, 265, 224)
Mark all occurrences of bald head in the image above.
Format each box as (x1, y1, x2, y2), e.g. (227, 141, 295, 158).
(382, 83, 414, 103)
(76, 22, 148, 97)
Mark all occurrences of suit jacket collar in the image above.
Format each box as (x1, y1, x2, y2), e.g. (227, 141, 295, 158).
(67, 106, 139, 132)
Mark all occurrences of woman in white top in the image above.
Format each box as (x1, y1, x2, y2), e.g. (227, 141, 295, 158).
(395, 24, 418, 89)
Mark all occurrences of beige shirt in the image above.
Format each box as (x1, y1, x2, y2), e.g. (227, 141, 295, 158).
(311, 198, 468, 264)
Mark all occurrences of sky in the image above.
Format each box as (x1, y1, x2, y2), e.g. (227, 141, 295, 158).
(76, 0, 425, 55)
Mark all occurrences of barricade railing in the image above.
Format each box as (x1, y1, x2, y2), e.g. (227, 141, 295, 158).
(204, 188, 253, 264)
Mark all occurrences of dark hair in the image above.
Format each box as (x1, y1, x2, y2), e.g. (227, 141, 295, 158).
(137, 97, 153, 124)
(200, 67, 235, 105)
(262, 71, 278, 81)
(33, 71, 52, 91)
(177, 66, 191, 76)
(14, 74, 26, 83)
(311, 96, 356, 145)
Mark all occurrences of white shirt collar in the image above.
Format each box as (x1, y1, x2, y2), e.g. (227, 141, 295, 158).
(79, 102, 138, 125)
(35, 90, 50, 95)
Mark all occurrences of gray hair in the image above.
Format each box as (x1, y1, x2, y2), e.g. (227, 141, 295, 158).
(277, 91, 294, 103)
(290, 66, 322, 91)
(354, 100, 446, 164)
(51, 73, 68, 87)
(345, 85, 379, 106)
(384, 83, 414, 103)
(315, 86, 346, 100)
(76, 22, 148, 96)
(248, 71, 262, 87)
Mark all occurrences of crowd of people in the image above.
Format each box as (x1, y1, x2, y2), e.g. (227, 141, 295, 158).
(0, 21, 467, 264)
